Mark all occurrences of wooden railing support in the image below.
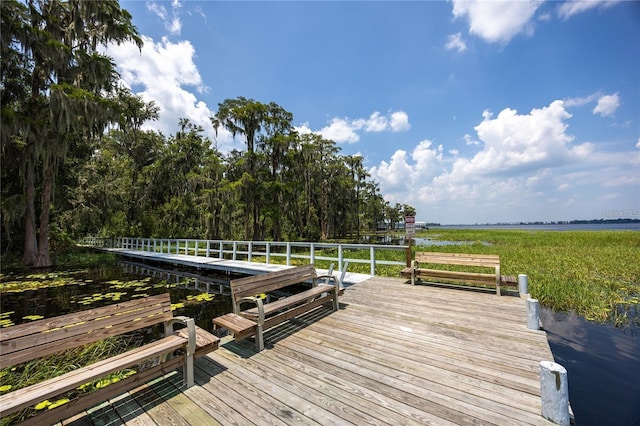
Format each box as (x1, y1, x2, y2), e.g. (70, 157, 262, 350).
(519, 273, 529, 295)
(527, 298, 540, 330)
(539, 361, 570, 425)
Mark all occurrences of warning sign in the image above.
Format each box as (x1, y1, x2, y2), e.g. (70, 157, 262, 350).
(405, 216, 415, 237)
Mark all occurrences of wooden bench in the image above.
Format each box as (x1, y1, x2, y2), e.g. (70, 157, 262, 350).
(404, 252, 516, 295)
(0, 293, 218, 425)
(213, 264, 341, 351)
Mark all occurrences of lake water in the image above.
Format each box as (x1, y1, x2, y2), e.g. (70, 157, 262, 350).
(540, 308, 640, 425)
(0, 261, 235, 330)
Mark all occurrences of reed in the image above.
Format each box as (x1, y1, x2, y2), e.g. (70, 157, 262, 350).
(410, 229, 639, 327)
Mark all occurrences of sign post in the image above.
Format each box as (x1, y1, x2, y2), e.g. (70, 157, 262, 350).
(405, 216, 415, 238)
(405, 216, 415, 267)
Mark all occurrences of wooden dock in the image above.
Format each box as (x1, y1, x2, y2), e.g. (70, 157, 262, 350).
(61, 276, 555, 425)
(99, 247, 374, 285)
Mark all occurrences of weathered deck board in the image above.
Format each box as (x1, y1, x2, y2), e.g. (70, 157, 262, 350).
(61, 276, 555, 425)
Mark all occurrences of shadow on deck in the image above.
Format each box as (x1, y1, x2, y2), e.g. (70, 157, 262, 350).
(62, 277, 555, 425)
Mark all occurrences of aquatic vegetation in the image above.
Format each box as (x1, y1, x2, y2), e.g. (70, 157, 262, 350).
(186, 293, 214, 302)
(22, 315, 44, 321)
(171, 302, 185, 310)
(411, 229, 640, 327)
(0, 312, 15, 328)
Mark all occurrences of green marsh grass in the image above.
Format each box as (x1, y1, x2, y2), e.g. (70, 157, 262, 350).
(411, 229, 639, 327)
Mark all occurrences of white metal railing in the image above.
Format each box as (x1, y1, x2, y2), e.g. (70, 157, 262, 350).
(80, 237, 411, 276)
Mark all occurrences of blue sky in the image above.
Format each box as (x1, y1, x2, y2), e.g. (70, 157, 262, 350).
(108, 0, 639, 224)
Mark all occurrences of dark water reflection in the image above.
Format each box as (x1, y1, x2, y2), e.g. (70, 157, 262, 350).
(540, 308, 640, 425)
(0, 261, 236, 331)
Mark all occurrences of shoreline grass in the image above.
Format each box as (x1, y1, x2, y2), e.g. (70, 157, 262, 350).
(411, 229, 639, 327)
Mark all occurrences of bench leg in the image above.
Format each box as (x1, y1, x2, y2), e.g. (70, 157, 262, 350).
(332, 291, 339, 311)
(183, 352, 194, 387)
(255, 324, 264, 351)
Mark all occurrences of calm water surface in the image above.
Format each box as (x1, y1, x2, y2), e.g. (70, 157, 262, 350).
(540, 308, 640, 425)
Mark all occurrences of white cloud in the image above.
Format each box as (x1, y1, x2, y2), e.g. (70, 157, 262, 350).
(390, 111, 411, 132)
(368, 100, 638, 224)
(465, 100, 591, 175)
(353, 112, 389, 132)
(564, 93, 600, 107)
(105, 36, 234, 149)
(302, 110, 410, 144)
(593, 93, 620, 117)
(147, 1, 183, 35)
(319, 118, 360, 144)
(557, 0, 621, 20)
(445, 33, 467, 53)
(451, 0, 541, 44)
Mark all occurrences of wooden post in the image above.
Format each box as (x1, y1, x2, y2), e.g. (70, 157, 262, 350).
(527, 298, 540, 330)
(405, 238, 412, 267)
(519, 274, 529, 295)
(539, 361, 570, 425)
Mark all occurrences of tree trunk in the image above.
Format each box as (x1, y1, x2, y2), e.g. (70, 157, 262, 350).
(22, 149, 38, 266)
(34, 163, 54, 268)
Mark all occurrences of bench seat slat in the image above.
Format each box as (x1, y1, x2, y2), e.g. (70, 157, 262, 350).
(0, 334, 188, 416)
(410, 251, 507, 295)
(220, 264, 341, 351)
(241, 285, 334, 317)
(0, 295, 171, 341)
(415, 254, 499, 268)
(1, 307, 174, 369)
(415, 268, 496, 281)
(231, 265, 317, 299)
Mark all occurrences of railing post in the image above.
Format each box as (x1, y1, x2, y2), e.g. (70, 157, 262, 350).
(206, 240, 210, 258)
(527, 299, 540, 330)
(286, 243, 291, 266)
(219, 241, 223, 259)
(519, 274, 529, 295)
(233, 242, 237, 260)
(310, 243, 315, 265)
(248, 242, 252, 262)
(539, 361, 570, 425)
(370, 246, 376, 276)
(338, 245, 343, 273)
(266, 242, 271, 264)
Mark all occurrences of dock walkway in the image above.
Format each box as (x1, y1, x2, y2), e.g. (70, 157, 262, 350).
(100, 247, 373, 285)
(62, 276, 555, 425)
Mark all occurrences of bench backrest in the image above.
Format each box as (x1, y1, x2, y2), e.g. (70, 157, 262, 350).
(415, 252, 499, 268)
(230, 264, 318, 302)
(0, 293, 173, 369)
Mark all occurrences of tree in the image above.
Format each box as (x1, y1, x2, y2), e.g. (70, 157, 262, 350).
(1, 0, 142, 266)
(211, 98, 293, 240)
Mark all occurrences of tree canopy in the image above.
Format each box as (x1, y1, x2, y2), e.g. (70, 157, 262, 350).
(1, 1, 415, 266)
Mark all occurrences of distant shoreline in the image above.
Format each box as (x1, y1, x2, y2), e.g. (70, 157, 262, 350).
(433, 222, 640, 231)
